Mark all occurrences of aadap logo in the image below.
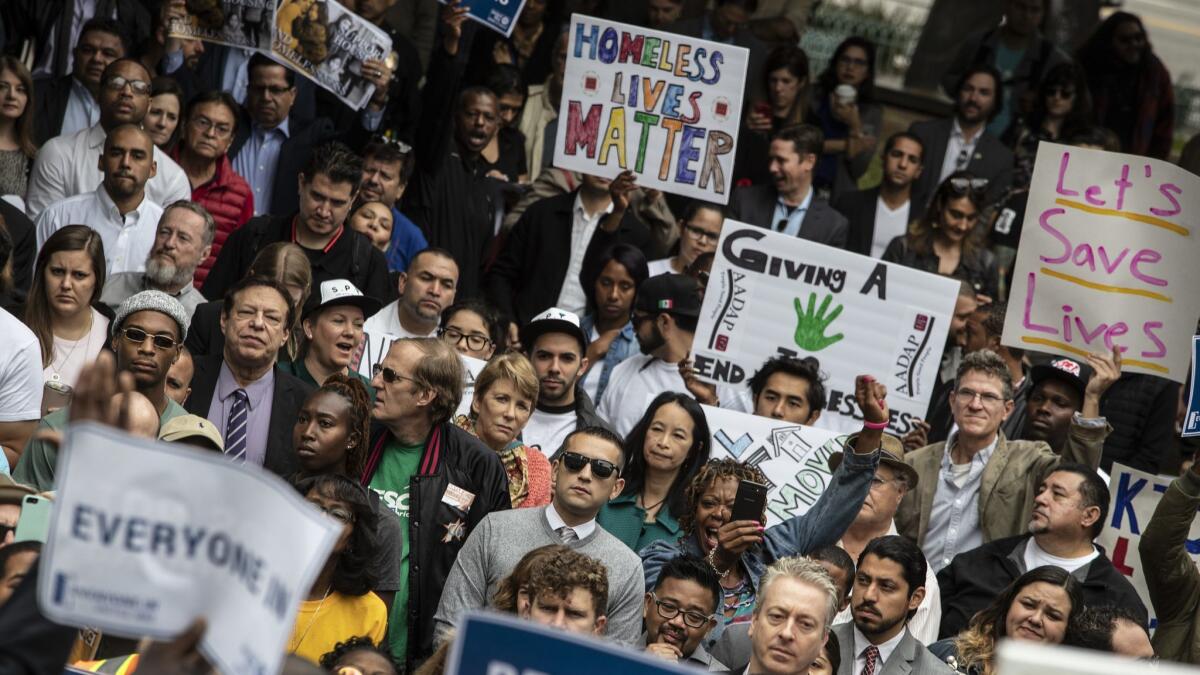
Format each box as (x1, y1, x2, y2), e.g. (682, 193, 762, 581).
(891, 313, 936, 398)
(705, 269, 747, 351)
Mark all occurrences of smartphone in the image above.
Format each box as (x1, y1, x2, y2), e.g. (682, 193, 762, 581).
(14, 495, 52, 543)
(730, 480, 768, 525)
(42, 381, 73, 417)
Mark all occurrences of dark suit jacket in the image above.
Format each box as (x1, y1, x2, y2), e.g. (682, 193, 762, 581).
(31, 75, 73, 146)
(2, 0, 151, 79)
(185, 355, 312, 478)
(728, 183, 849, 248)
(833, 186, 927, 258)
(484, 191, 650, 325)
(832, 622, 952, 675)
(227, 112, 335, 218)
(0, 197, 34, 302)
(908, 117, 1013, 208)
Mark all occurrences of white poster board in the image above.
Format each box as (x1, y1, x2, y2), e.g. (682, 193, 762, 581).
(553, 15, 748, 204)
(39, 423, 340, 675)
(690, 222, 958, 435)
(1001, 143, 1200, 382)
(997, 640, 1192, 675)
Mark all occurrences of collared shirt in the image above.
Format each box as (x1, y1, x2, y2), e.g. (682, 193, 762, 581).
(637, 633, 728, 671)
(938, 118, 982, 184)
(34, 186, 164, 275)
(207, 361, 275, 467)
(771, 187, 814, 238)
(556, 193, 613, 314)
(100, 272, 207, 322)
(363, 299, 437, 340)
(545, 502, 596, 540)
(232, 118, 291, 216)
(60, 77, 100, 138)
(925, 432, 998, 571)
(26, 124, 192, 220)
(597, 492, 682, 552)
(852, 625, 908, 675)
(163, 46, 252, 104)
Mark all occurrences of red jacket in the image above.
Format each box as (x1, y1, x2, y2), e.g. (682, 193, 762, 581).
(173, 150, 254, 287)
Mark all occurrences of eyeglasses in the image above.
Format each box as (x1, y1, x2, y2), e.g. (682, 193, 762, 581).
(1045, 86, 1075, 99)
(104, 76, 151, 95)
(372, 364, 420, 387)
(954, 388, 1007, 407)
(683, 223, 719, 244)
(439, 327, 491, 351)
(650, 593, 713, 628)
(560, 451, 621, 479)
(948, 176, 988, 196)
(312, 503, 355, 524)
(869, 475, 903, 489)
(248, 83, 293, 97)
(190, 115, 233, 138)
(119, 327, 180, 351)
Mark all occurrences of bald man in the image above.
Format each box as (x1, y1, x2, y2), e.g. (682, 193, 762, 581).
(34, 122, 166, 275)
(111, 392, 161, 439)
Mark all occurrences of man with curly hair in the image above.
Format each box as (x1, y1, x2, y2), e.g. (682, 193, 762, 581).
(519, 548, 610, 636)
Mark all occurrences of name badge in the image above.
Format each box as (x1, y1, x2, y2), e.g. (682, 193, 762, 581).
(441, 483, 476, 512)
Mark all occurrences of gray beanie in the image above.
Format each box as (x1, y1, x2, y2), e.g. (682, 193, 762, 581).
(112, 290, 190, 342)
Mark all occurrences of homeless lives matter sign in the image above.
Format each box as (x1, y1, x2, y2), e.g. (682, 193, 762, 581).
(1002, 143, 1200, 382)
(40, 423, 341, 675)
(690, 222, 959, 435)
(553, 15, 748, 204)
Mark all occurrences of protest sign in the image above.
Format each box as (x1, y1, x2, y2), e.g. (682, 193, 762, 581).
(455, 354, 488, 417)
(702, 404, 843, 527)
(168, 0, 275, 51)
(353, 332, 485, 417)
(439, 0, 528, 38)
(39, 423, 340, 675)
(1097, 462, 1200, 630)
(552, 15, 748, 204)
(997, 640, 1192, 675)
(1184, 336, 1200, 437)
(446, 611, 693, 675)
(272, 0, 392, 109)
(690, 221, 958, 435)
(1001, 143, 1200, 383)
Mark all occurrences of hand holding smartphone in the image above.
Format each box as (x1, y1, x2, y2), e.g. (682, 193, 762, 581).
(730, 479, 768, 525)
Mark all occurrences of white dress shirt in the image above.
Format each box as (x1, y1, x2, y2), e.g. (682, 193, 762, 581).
(363, 300, 438, 340)
(937, 119, 983, 184)
(556, 193, 613, 314)
(34, 186, 164, 275)
(25, 124, 191, 219)
(544, 502, 596, 540)
(853, 625, 908, 675)
(60, 78, 101, 138)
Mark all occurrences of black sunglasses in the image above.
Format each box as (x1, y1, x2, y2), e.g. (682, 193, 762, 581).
(119, 327, 179, 351)
(372, 364, 420, 386)
(560, 451, 620, 479)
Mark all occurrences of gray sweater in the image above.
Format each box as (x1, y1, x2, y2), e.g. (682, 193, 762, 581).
(433, 505, 646, 645)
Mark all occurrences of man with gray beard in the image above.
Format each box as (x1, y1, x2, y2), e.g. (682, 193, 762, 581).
(102, 200, 215, 321)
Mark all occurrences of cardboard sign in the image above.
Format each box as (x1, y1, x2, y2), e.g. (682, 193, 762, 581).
(1096, 462, 1200, 630)
(354, 332, 485, 417)
(690, 221, 958, 435)
(439, 0, 529, 38)
(272, 0, 392, 109)
(1183, 336, 1200, 437)
(168, 0, 275, 51)
(446, 611, 693, 675)
(455, 354, 489, 418)
(997, 640, 1193, 675)
(553, 15, 748, 204)
(39, 423, 340, 675)
(702, 404, 843, 527)
(1001, 143, 1200, 383)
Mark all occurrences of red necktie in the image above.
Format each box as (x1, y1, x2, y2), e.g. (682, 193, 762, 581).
(861, 645, 880, 675)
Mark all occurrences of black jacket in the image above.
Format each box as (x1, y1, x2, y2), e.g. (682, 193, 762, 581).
(908, 118, 1013, 209)
(200, 213, 394, 306)
(184, 354, 314, 478)
(485, 191, 650, 325)
(937, 534, 1147, 639)
(3, 0, 151, 79)
(226, 111, 335, 218)
(361, 421, 510, 669)
(727, 183, 849, 249)
(0, 197, 35, 305)
(881, 235, 1000, 302)
(1099, 374, 1180, 473)
(832, 186, 927, 257)
(31, 74, 74, 145)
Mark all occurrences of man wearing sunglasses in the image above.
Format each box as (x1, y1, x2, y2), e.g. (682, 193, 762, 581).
(641, 555, 727, 671)
(14, 291, 192, 491)
(27, 58, 190, 220)
(434, 425, 647, 647)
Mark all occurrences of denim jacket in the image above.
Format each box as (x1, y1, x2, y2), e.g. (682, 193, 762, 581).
(579, 314, 637, 401)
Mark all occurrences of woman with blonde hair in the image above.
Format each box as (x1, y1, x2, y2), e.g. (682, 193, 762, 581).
(0, 56, 37, 199)
(453, 352, 550, 508)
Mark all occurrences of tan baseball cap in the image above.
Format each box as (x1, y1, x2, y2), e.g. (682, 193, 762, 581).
(827, 433, 920, 490)
(158, 415, 225, 453)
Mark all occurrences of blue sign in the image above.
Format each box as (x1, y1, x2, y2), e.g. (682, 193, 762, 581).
(441, 0, 528, 38)
(445, 612, 694, 675)
(1184, 336, 1200, 437)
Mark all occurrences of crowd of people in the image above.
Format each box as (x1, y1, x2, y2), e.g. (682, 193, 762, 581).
(0, 0, 1195, 673)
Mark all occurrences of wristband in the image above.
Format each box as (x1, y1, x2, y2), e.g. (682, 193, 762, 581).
(863, 419, 890, 430)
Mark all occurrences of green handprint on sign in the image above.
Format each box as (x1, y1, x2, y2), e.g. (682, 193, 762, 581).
(793, 293, 844, 352)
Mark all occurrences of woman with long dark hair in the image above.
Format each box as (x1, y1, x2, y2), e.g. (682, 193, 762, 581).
(0, 57, 36, 199)
(812, 37, 882, 198)
(1076, 11, 1174, 159)
(1004, 62, 1092, 191)
(598, 392, 710, 551)
(735, 45, 811, 186)
(882, 172, 998, 302)
(578, 242, 649, 402)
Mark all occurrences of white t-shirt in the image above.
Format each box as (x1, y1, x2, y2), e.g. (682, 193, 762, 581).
(646, 258, 677, 277)
(597, 354, 688, 437)
(580, 325, 602, 402)
(523, 406, 577, 456)
(0, 309, 44, 422)
(871, 197, 911, 259)
(1022, 538, 1099, 574)
(43, 308, 109, 389)
(363, 300, 437, 339)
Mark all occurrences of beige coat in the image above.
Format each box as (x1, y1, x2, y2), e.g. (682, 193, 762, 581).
(896, 419, 1109, 546)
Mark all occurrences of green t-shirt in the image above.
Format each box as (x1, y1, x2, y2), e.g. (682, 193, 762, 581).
(368, 439, 423, 662)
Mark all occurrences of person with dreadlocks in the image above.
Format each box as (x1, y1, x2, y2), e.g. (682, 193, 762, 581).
(293, 373, 402, 612)
(640, 374, 888, 668)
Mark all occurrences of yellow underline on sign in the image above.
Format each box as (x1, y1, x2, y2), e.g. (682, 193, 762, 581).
(1020, 337, 1169, 374)
(1055, 198, 1190, 236)
(1039, 267, 1172, 303)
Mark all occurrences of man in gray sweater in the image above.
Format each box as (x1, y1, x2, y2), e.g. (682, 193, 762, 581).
(433, 425, 646, 644)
